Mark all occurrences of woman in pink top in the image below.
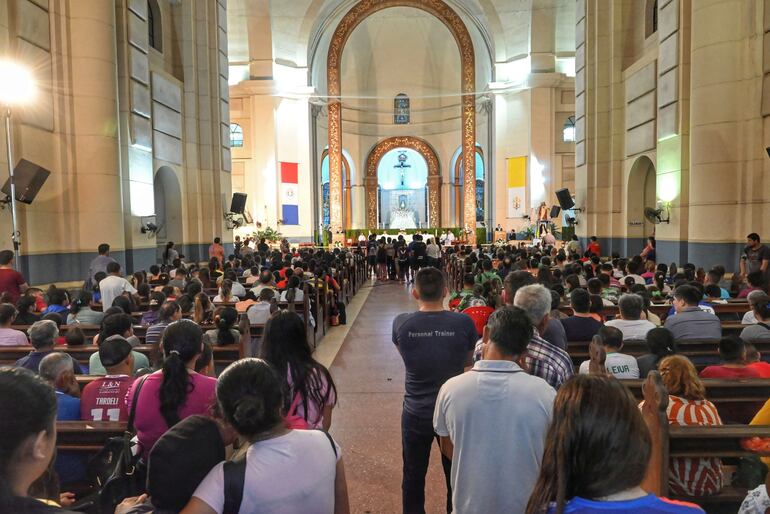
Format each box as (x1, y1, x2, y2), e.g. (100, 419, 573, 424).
(260, 310, 337, 430)
(127, 319, 217, 458)
(0, 303, 28, 346)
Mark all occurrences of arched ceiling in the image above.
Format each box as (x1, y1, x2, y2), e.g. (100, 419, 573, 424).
(227, 0, 575, 89)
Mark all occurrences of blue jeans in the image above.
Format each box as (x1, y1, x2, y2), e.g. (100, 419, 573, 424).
(401, 409, 452, 514)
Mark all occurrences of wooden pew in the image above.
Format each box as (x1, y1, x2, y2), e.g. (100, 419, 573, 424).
(640, 372, 770, 511)
(76, 375, 102, 391)
(56, 421, 127, 452)
(624, 378, 770, 406)
(566, 338, 770, 370)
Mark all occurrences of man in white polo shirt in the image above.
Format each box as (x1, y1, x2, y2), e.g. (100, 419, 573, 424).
(433, 306, 556, 514)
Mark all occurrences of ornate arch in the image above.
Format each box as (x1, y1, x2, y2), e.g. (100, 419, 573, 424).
(365, 137, 441, 228)
(327, 0, 476, 241)
(320, 149, 353, 229)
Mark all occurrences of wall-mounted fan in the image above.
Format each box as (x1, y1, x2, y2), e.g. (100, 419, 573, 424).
(644, 206, 670, 225)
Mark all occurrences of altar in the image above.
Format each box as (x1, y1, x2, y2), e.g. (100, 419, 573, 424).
(377, 149, 428, 229)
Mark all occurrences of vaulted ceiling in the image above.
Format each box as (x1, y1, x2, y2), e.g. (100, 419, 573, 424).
(227, 0, 576, 91)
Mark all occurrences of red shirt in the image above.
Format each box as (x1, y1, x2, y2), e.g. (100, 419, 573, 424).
(699, 365, 764, 379)
(748, 361, 770, 378)
(0, 267, 26, 303)
(587, 242, 601, 257)
(80, 375, 135, 422)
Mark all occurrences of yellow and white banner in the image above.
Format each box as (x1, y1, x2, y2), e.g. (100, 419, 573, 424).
(507, 157, 527, 218)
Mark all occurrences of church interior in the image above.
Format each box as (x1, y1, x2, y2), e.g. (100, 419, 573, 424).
(0, 1, 769, 513)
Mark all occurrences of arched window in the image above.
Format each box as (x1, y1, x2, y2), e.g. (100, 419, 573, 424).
(229, 123, 244, 147)
(394, 93, 410, 125)
(148, 0, 162, 52)
(320, 151, 352, 228)
(453, 146, 485, 223)
(645, 0, 658, 38)
(562, 116, 576, 143)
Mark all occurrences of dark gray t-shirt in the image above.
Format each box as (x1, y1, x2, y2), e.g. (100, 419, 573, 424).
(392, 310, 478, 419)
(745, 244, 770, 274)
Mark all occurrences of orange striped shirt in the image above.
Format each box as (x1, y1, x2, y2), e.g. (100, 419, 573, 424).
(666, 395, 723, 497)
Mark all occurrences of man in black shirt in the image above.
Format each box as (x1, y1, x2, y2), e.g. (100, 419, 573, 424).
(740, 233, 770, 280)
(392, 268, 477, 513)
(560, 287, 603, 342)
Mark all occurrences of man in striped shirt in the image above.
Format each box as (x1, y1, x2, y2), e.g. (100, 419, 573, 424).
(513, 284, 574, 389)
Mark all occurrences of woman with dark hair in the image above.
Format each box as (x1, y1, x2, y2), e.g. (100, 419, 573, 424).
(183, 358, 349, 514)
(65, 291, 103, 326)
(280, 275, 304, 302)
(163, 241, 179, 266)
(197, 267, 212, 290)
(652, 271, 672, 297)
(90, 313, 149, 374)
(260, 311, 337, 430)
(208, 257, 223, 279)
(111, 295, 136, 316)
(0, 367, 77, 513)
(194, 341, 215, 377)
(15, 295, 40, 325)
(140, 291, 166, 326)
(204, 306, 239, 346)
(637, 327, 677, 378)
(525, 375, 703, 514)
(128, 319, 217, 458)
(537, 265, 554, 289)
(193, 292, 214, 324)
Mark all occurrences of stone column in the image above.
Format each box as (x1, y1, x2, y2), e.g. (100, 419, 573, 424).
(688, 0, 763, 268)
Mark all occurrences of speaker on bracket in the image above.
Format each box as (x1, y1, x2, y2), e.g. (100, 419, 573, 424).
(230, 192, 247, 214)
(1, 159, 50, 204)
(549, 205, 561, 219)
(555, 188, 575, 210)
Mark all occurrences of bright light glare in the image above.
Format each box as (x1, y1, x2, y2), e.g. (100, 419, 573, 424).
(0, 60, 36, 105)
(658, 174, 679, 203)
(556, 57, 576, 77)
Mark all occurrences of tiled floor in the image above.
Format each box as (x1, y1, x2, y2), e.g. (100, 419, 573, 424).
(327, 280, 449, 514)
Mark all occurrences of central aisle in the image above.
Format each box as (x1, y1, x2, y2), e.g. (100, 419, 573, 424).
(328, 281, 449, 513)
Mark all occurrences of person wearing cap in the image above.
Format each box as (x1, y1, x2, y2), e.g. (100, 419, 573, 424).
(81, 336, 136, 421)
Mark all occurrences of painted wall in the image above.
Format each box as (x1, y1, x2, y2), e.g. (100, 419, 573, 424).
(575, 0, 770, 270)
(0, 0, 231, 283)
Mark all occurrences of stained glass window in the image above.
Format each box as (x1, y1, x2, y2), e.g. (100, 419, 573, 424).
(394, 93, 410, 125)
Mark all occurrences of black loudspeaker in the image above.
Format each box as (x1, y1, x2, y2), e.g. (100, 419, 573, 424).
(766, 147, 770, 158)
(549, 205, 561, 219)
(555, 188, 575, 210)
(0, 159, 50, 204)
(230, 192, 247, 214)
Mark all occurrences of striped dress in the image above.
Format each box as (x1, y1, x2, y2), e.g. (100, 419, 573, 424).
(666, 395, 724, 497)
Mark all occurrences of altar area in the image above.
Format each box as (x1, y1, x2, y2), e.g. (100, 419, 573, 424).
(376, 148, 428, 230)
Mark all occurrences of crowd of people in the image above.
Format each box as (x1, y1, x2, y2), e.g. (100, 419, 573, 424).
(0, 231, 769, 513)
